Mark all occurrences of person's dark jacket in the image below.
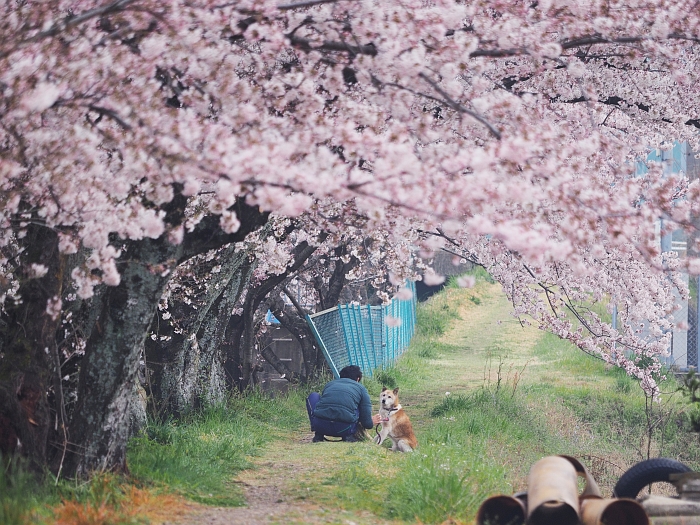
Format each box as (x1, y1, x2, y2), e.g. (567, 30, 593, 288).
(312, 378, 374, 429)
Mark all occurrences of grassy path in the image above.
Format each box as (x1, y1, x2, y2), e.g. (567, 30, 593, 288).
(164, 281, 700, 525)
(9, 280, 700, 524)
(407, 283, 542, 428)
(168, 283, 543, 525)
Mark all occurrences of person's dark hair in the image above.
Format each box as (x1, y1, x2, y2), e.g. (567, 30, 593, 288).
(339, 365, 363, 381)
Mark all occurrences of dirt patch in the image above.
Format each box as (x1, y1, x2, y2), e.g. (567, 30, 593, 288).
(164, 431, 402, 525)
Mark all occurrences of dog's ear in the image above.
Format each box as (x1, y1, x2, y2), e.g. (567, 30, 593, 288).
(393, 387, 399, 395)
(381, 386, 387, 392)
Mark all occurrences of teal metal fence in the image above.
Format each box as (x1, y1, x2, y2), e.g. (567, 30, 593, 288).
(305, 282, 417, 378)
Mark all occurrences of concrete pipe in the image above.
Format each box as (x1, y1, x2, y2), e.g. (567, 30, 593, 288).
(476, 493, 527, 525)
(642, 495, 700, 518)
(559, 454, 603, 498)
(647, 518, 700, 524)
(526, 456, 581, 525)
(580, 497, 649, 525)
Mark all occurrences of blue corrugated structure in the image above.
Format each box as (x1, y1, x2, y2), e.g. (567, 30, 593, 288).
(634, 142, 700, 371)
(305, 281, 417, 378)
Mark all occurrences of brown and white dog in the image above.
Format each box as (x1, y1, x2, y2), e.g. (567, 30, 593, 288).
(374, 387, 418, 452)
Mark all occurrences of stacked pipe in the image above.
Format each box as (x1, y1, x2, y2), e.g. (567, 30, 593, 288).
(476, 455, 649, 525)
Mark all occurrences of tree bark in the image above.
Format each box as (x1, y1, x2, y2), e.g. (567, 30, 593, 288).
(142, 309, 186, 420)
(194, 252, 253, 406)
(0, 225, 64, 474)
(59, 239, 173, 478)
(146, 246, 254, 417)
(59, 197, 268, 478)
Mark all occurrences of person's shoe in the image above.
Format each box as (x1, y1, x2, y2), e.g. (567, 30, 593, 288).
(342, 435, 358, 443)
(312, 434, 326, 442)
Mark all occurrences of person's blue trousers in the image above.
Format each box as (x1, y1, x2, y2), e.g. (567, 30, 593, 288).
(306, 392, 357, 438)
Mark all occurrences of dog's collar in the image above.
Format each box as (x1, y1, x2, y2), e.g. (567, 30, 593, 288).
(380, 405, 401, 422)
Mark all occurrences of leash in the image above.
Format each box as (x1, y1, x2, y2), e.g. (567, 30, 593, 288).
(374, 407, 399, 444)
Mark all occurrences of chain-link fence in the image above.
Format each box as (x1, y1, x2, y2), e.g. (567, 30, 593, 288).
(688, 275, 699, 368)
(305, 282, 417, 378)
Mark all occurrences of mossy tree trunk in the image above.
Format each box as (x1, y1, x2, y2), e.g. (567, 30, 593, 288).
(0, 225, 64, 474)
(145, 246, 255, 417)
(194, 254, 254, 405)
(58, 241, 170, 478)
(56, 197, 268, 478)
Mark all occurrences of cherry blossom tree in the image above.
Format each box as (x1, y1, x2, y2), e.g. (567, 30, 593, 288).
(262, 214, 418, 382)
(143, 206, 409, 414)
(2, 0, 700, 477)
(144, 240, 257, 418)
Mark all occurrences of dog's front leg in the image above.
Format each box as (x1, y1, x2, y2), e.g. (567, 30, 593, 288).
(375, 426, 389, 445)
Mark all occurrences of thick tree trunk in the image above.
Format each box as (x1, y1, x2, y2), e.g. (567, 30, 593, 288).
(128, 380, 148, 439)
(145, 248, 254, 416)
(223, 313, 244, 390)
(143, 310, 188, 420)
(147, 248, 255, 415)
(58, 198, 268, 478)
(0, 226, 64, 474)
(194, 253, 253, 406)
(239, 300, 260, 391)
(59, 242, 170, 478)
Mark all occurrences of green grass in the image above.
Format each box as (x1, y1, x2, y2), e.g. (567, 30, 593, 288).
(414, 267, 496, 339)
(385, 443, 501, 523)
(445, 267, 495, 287)
(517, 330, 700, 489)
(325, 387, 570, 523)
(0, 457, 50, 525)
(366, 351, 434, 394)
(127, 389, 309, 506)
(416, 298, 461, 338)
(321, 280, 700, 523)
(0, 388, 312, 524)
(1, 460, 164, 525)
(6, 271, 700, 525)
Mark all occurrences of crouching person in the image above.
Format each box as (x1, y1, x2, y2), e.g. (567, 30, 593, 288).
(306, 365, 381, 442)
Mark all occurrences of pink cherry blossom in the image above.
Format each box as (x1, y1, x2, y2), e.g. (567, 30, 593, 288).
(0, 0, 698, 399)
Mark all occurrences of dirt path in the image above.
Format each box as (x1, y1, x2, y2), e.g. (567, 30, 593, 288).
(166, 283, 541, 525)
(164, 432, 407, 525)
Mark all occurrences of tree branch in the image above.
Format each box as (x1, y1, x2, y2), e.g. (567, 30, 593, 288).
(86, 105, 133, 130)
(278, 0, 347, 10)
(0, 0, 138, 59)
(468, 33, 700, 60)
(287, 34, 377, 56)
(418, 72, 502, 140)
